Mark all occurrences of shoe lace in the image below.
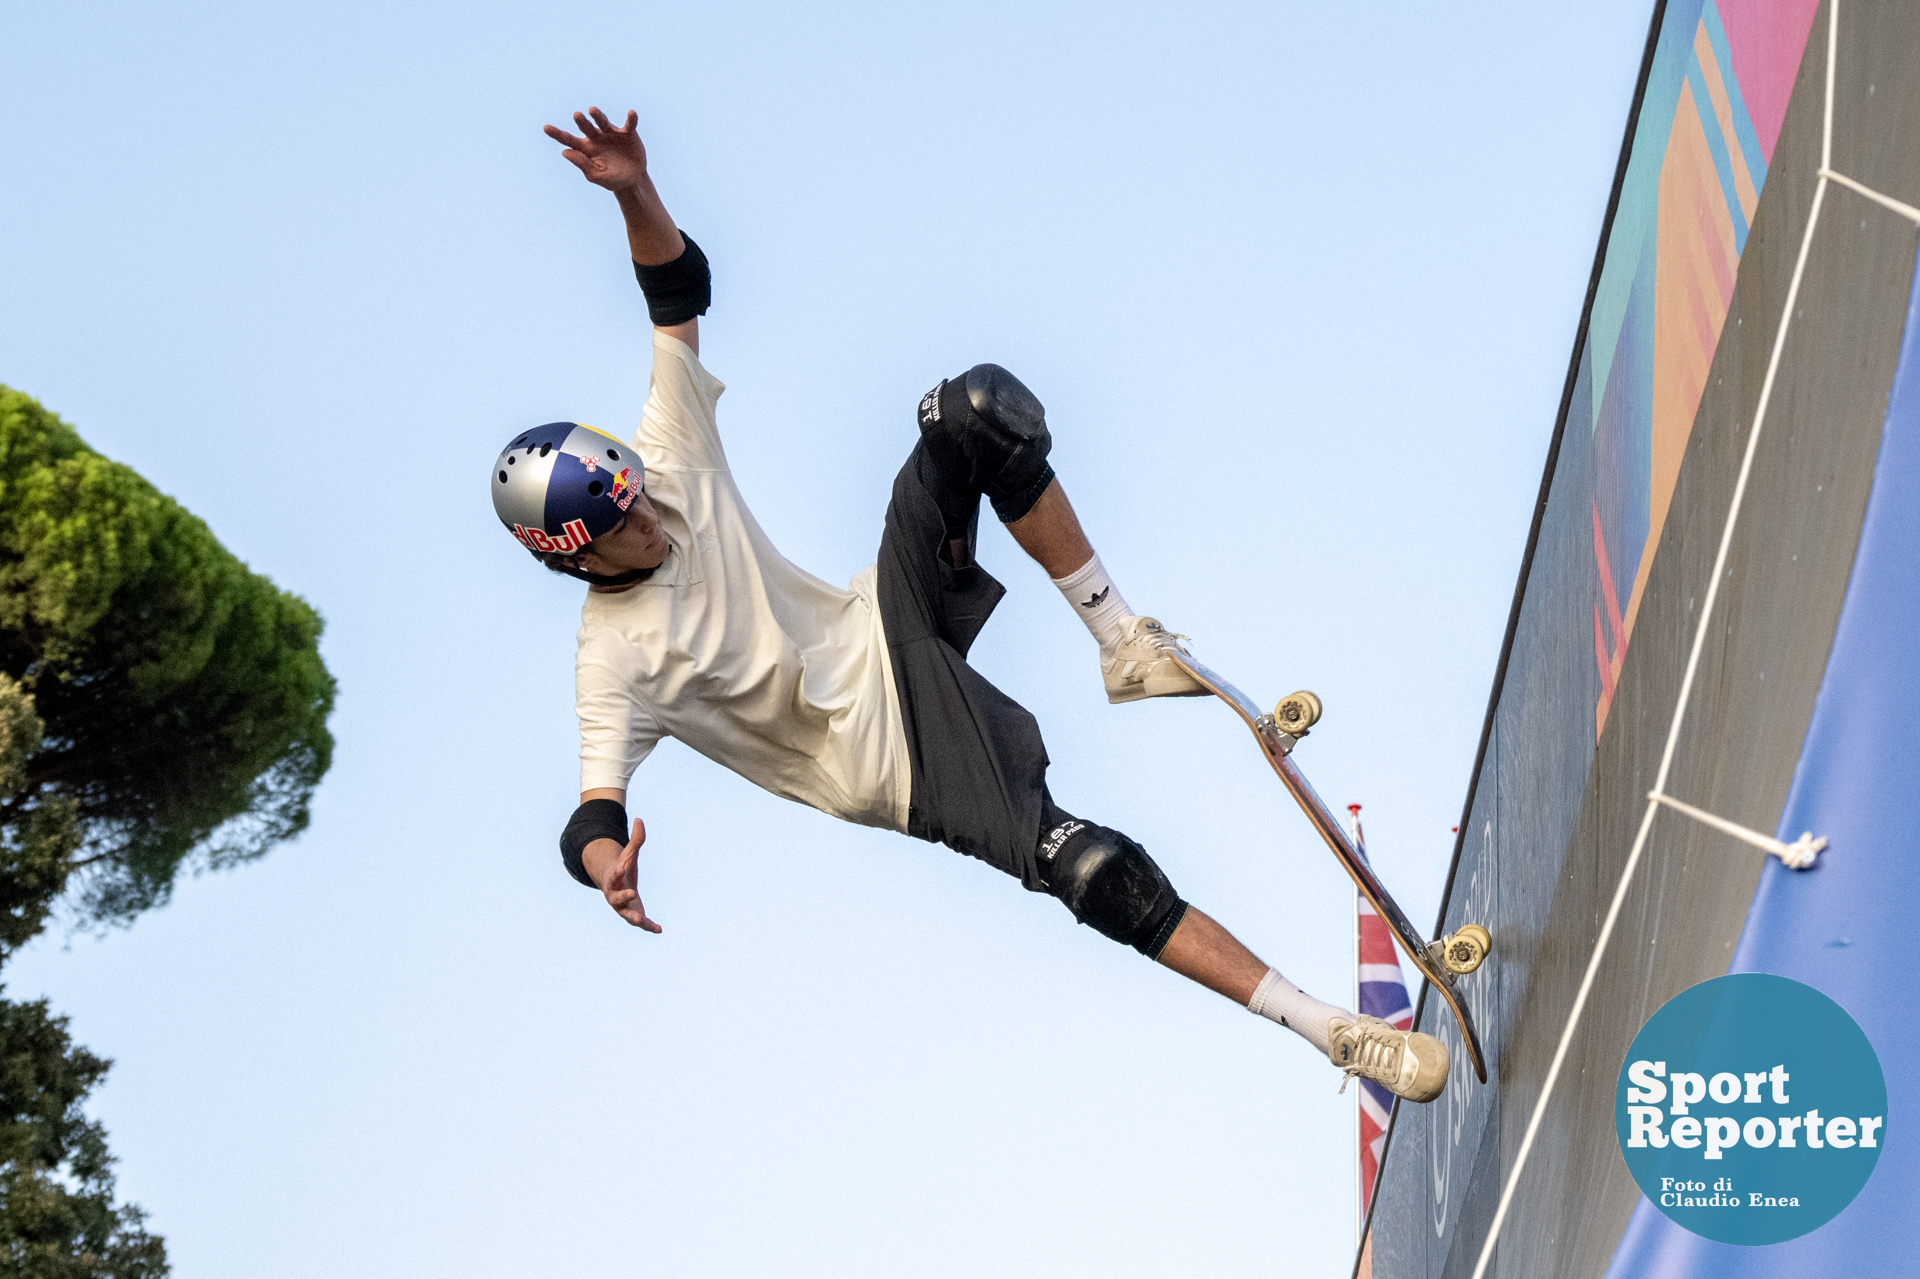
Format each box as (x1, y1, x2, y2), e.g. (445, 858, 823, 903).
(1334, 1023, 1403, 1094)
(1141, 624, 1191, 653)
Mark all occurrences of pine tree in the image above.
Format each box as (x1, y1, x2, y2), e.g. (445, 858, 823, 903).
(0, 385, 341, 1273)
(0, 387, 336, 923)
(0, 996, 166, 1277)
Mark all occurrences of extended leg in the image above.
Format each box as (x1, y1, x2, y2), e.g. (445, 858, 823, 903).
(1036, 803, 1448, 1101)
(1153, 907, 1337, 1059)
(1153, 904, 1269, 1004)
(1164, 905, 1448, 1100)
(1036, 804, 1322, 1025)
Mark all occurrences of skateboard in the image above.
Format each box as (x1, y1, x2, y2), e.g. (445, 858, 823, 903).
(1168, 649, 1491, 1083)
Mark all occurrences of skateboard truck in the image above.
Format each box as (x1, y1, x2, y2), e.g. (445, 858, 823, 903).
(1254, 691, 1323, 754)
(1272, 690, 1322, 738)
(1426, 924, 1492, 981)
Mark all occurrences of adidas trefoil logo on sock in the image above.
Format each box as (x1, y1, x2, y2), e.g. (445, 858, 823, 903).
(1080, 586, 1109, 609)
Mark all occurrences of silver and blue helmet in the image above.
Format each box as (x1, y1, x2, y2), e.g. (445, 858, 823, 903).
(491, 422, 644, 557)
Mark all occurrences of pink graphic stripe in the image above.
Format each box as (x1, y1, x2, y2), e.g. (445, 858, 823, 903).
(1591, 501, 1625, 652)
(1716, 0, 1822, 162)
(1594, 604, 1617, 704)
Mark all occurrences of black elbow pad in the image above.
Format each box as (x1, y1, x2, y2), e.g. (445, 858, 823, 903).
(634, 234, 711, 326)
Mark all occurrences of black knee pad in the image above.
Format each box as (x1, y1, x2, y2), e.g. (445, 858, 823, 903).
(962, 363, 1046, 439)
(1037, 816, 1188, 958)
(916, 363, 1056, 524)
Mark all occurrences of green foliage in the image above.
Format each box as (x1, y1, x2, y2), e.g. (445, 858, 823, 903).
(0, 387, 335, 924)
(0, 679, 76, 956)
(0, 386, 336, 1274)
(0, 995, 166, 1278)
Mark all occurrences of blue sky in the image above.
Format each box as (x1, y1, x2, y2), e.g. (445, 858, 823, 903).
(1, 2, 1648, 1274)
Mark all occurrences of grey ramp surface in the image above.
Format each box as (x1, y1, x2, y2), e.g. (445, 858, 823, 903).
(1366, 3, 1920, 1276)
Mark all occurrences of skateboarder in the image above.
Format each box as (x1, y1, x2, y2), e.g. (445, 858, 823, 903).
(496, 107, 1448, 1104)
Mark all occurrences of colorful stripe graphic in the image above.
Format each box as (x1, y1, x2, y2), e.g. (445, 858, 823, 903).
(1585, 0, 1819, 735)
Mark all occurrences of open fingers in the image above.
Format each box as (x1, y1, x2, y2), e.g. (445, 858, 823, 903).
(543, 123, 586, 148)
(606, 887, 662, 932)
(573, 110, 605, 142)
(608, 818, 657, 931)
(584, 106, 637, 139)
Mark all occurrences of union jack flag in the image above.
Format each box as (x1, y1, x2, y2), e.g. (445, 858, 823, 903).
(1350, 804, 1412, 1221)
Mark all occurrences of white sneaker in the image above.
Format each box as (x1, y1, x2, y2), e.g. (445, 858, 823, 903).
(1101, 616, 1208, 704)
(1327, 1014, 1449, 1103)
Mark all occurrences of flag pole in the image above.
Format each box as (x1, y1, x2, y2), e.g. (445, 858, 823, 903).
(1348, 802, 1364, 1250)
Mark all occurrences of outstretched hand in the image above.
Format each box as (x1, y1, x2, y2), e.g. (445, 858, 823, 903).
(599, 818, 662, 933)
(544, 107, 648, 192)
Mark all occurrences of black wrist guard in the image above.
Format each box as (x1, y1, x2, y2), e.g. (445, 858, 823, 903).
(560, 798, 629, 888)
(634, 234, 711, 326)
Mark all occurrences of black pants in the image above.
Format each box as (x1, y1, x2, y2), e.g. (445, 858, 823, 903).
(876, 379, 1189, 956)
(877, 433, 1065, 891)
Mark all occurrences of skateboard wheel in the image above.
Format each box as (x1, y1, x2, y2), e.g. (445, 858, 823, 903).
(1442, 924, 1491, 975)
(1272, 690, 1322, 737)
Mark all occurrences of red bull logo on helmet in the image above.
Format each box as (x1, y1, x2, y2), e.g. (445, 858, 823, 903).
(612, 467, 640, 510)
(510, 518, 593, 555)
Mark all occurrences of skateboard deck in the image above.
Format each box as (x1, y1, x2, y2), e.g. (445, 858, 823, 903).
(1168, 648, 1490, 1083)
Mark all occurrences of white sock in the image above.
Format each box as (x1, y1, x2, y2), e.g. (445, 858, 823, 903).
(1248, 968, 1348, 1058)
(1050, 554, 1136, 654)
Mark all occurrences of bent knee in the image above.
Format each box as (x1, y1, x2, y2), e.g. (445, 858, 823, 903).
(962, 363, 1046, 440)
(1038, 816, 1188, 958)
(916, 364, 1056, 523)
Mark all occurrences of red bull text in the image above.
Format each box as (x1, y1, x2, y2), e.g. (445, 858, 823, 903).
(511, 518, 592, 555)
